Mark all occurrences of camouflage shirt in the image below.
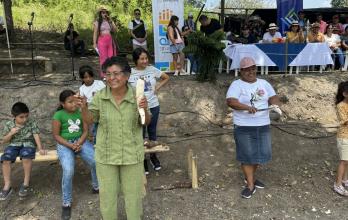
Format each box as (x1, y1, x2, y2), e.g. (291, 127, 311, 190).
(2, 118, 40, 148)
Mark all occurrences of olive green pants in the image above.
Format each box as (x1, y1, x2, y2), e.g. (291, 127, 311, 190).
(96, 162, 143, 220)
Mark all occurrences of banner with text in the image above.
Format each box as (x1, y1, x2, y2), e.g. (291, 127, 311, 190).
(277, 0, 303, 35)
(152, 0, 184, 71)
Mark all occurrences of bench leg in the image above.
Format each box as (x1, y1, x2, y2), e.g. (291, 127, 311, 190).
(289, 66, 293, 75)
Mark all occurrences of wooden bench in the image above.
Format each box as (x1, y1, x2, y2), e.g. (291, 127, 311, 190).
(0, 144, 199, 189)
(0, 145, 170, 163)
(0, 56, 53, 72)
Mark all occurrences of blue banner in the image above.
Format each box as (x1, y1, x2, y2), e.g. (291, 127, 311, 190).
(277, 0, 303, 35)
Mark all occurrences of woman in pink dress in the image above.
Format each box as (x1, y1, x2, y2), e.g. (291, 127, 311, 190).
(93, 6, 118, 78)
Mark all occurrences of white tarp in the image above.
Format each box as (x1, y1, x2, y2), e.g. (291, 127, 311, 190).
(224, 44, 276, 70)
(289, 43, 333, 66)
(152, 0, 184, 71)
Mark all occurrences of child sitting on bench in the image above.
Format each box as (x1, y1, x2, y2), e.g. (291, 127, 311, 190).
(52, 89, 99, 220)
(0, 102, 46, 200)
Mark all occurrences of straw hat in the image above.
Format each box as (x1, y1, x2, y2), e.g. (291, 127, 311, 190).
(268, 23, 278, 30)
(311, 22, 320, 28)
(290, 20, 299, 26)
(97, 5, 109, 13)
(240, 57, 256, 69)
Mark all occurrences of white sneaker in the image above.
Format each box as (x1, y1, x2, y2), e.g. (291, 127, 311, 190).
(174, 70, 179, 76)
(342, 179, 348, 187)
(333, 183, 348, 196)
(191, 71, 196, 75)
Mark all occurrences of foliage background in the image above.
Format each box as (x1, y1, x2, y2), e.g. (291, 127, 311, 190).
(2, 0, 201, 53)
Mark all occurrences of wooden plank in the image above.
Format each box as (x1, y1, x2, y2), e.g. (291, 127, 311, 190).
(11, 43, 64, 45)
(144, 145, 170, 153)
(0, 57, 50, 62)
(0, 150, 58, 163)
(1, 145, 170, 163)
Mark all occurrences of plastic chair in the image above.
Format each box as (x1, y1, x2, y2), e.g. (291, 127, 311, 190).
(218, 40, 232, 74)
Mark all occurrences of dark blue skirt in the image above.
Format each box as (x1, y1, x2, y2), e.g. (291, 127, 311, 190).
(234, 125, 272, 165)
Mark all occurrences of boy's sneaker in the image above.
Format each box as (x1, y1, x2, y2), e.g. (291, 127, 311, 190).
(144, 159, 150, 175)
(342, 179, 348, 188)
(241, 187, 256, 199)
(92, 187, 99, 194)
(0, 187, 13, 201)
(18, 184, 29, 197)
(244, 179, 265, 189)
(333, 183, 348, 196)
(62, 206, 72, 220)
(150, 154, 161, 171)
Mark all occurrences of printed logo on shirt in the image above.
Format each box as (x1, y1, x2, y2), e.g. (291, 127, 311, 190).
(250, 88, 265, 106)
(68, 119, 81, 133)
(144, 80, 152, 92)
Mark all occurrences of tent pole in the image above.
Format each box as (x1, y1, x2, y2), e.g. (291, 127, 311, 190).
(2, 4, 13, 74)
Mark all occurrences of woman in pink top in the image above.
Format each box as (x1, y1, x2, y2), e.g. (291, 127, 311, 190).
(167, 15, 188, 76)
(93, 6, 118, 78)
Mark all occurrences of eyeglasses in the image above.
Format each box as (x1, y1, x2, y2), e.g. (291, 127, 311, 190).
(105, 71, 124, 78)
(101, 11, 108, 15)
(135, 13, 141, 15)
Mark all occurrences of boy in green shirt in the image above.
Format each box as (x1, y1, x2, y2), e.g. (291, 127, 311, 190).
(0, 102, 46, 200)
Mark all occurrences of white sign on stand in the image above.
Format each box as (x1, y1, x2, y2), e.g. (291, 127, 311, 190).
(152, 0, 184, 71)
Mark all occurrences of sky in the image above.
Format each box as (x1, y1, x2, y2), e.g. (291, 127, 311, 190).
(205, 0, 331, 9)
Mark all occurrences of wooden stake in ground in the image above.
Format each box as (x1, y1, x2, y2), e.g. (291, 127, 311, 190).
(187, 149, 198, 189)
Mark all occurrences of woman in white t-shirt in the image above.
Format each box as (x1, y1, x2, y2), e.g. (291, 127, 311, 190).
(226, 57, 281, 199)
(129, 48, 169, 174)
(324, 24, 345, 70)
(79, 65, 105, 143)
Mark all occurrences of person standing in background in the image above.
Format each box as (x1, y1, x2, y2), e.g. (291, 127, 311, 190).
(184, 12, 196, 32)
(93, 6, 118, 79)
(128, 8, 148, 50)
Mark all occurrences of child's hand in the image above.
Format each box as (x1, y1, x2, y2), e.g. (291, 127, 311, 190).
(38, 149, 47, 155)
(74, 94, 88, 109)
(72, 143, 82, 152)
(10, 127, 20, 135)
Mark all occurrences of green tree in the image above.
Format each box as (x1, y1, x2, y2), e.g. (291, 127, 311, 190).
(1, 0, 14, 38)
(331, 0, 348, 7)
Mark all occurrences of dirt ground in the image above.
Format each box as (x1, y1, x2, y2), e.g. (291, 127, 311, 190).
(0, 46, 348, 220)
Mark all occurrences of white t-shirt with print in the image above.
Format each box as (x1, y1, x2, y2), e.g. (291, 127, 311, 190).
(79, 80, 105, 103)
(128, 19, 147, 46)
(129, 66, 162, 108)
(226, 79, 276, 126)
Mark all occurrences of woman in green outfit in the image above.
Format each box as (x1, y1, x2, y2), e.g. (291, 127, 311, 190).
(77, 56, 151, 220)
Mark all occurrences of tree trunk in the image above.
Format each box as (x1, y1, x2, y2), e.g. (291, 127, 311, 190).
(3, 0, 14, 39)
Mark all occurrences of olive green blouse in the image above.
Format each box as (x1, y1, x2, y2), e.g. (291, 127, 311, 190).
(89, 85, 145, 165)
